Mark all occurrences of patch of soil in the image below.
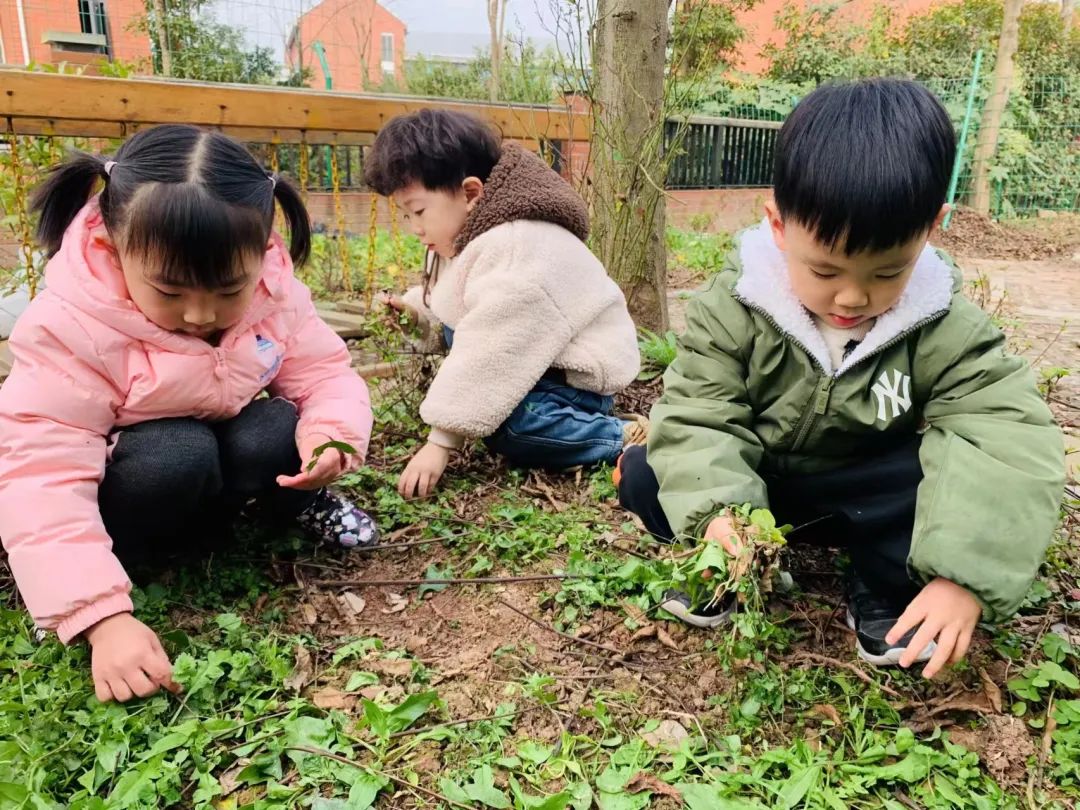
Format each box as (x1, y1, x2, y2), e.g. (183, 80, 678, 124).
(615, 378, 663, 418)
(931, 208, 1071, 261)
(950, 716, 1036, 789)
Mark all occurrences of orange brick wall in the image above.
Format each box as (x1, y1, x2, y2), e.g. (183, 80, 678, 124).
(0, 0, 150, 67)
(287, 0, 406, 92)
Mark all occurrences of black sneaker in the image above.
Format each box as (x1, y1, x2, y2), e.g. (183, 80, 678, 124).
(846, 574, 935, 666)
(658, 589, 734, 629)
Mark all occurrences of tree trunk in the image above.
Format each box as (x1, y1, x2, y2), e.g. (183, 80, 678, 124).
(152, 0, 172, 77)
(1063, 0, 1075, 31)
(971, 0, 1022, 216)
(590, 0, 670, 332)
(487, 0, 507, 102)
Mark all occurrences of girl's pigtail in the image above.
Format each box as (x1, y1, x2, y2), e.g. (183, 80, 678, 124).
(270, 175, 312, 267)
(29, 151, 109, 256)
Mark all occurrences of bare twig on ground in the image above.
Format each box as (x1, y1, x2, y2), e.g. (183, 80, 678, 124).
(313, 574, 581, 588)
(286, 746, 472, 810)
(790, 651, 903, 699)
(495, 597, 626, 658)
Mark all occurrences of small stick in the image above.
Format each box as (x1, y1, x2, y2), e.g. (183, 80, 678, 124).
(791, 651, 902, 699)
(313, 573, 581, 588)
(389, 701, 569, 740)
(495, 597, 626, 658)
(286, 746, 472, 810)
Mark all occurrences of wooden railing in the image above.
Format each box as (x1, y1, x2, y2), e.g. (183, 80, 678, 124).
(0, 69, 590, 146)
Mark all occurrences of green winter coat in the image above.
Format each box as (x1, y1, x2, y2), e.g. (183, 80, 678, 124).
(649, 222, 1065, 619)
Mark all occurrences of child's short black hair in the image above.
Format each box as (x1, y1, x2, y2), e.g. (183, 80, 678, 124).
(773, 78, 956, 255)
(30, 124, 310, 288)
(364, 109, 502, 196)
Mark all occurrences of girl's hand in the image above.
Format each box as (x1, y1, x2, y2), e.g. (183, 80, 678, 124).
(398, 442, 451, 499)
(277, 434, 351, 491)
(378, 293, 419, 329)
(84, 613, 180, 703)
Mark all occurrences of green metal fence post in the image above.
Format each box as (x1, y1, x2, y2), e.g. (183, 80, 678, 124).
(943, 49, 984, 231)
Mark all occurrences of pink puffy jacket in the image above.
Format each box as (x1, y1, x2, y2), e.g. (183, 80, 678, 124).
(0, 201, 372, 643)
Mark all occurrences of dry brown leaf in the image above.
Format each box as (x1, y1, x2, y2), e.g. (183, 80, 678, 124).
(252, 594, 268, 617)
(656, 625, 682, 652)
(621, 599, 649, 625)
(811, 703, 843, 726)
(283, 646, 313, 693)
(641, 719, 689, 750)
(574, 625, 595, 639)
(625, 772, 683, 800)
(372, 658, 413, 677)
(218, 757, 251, 796)
(359, 686, 384, 700)
(629, 625, 657, 645)
(340, 591, 366, 615)
(301, 603, 317, 625)
(383, 592, 408, 614)
(979, 668, 1004, 714)
(311, 687, 355, 710)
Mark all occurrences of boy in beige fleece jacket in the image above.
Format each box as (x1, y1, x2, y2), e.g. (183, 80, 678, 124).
(365, 109, 645, 498)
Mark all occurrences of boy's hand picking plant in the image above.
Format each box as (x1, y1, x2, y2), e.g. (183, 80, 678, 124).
(887, 577, 982, 678)
(670, 506, 789, 629)
(84, 612, 180, 703)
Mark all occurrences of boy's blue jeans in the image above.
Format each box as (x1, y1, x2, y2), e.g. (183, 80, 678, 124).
(443, 326, 624, 469)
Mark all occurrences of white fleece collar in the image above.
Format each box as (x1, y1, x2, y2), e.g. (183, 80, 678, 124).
(734, 221, 955, 376)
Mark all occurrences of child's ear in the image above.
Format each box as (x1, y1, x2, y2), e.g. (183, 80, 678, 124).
(764, 199, 787, 252)
(462, 177, 484, 211)
(932, 204, 950, 231)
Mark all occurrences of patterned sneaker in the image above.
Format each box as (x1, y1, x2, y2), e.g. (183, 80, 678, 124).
(297, 488, 379, 549)
(846, 573, 935, 666)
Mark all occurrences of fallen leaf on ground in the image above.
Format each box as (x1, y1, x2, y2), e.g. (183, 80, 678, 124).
(340, 591, 366, 615)
(979, 668, 1004, 714)
(301, 603, 317, 625)
(252, 594, 268, 616)
(284, 646, 313, 692)
(218, 758, 251, 796)
(383, 592, 408, 614)
(629, 625, 657, 645)
(625, 772, 682, 800)
(372, 658, 413, 677)
(311, 687, 355, 710)
(811, 703, 843, 726)
(656, 625, 682, 652)
(641, 719, 689, 750)
(621, 600, 649, 625)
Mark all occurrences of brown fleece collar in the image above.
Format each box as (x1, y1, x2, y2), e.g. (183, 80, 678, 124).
(452, 143, 589, 256)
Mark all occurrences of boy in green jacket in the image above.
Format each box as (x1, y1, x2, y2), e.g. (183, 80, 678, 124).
(617, 78, 1065, 679)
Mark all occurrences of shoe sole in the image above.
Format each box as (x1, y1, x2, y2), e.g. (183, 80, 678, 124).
(659, 596, 733, 629)
(846, 609, 935, 666)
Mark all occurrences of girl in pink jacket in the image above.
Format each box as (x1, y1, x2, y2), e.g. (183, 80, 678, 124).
(0, 125, 377, 703)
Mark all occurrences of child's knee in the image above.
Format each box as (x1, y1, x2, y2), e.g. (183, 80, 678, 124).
(105, 418, 222, 501)
(218, 398, 301, 484)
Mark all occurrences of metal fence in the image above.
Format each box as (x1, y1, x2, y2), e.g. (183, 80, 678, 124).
(664, 116, 782, 190)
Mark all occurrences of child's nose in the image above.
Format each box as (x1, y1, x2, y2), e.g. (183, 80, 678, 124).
(835, 286, 869, 309)
(183, 305, 216, 326)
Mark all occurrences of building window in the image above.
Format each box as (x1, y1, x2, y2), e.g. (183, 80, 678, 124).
(78, 0, 107, 36)
(380, 32, 394, 67)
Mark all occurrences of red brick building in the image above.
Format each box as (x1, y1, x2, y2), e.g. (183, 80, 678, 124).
(734, 0, 942, 73)
(0, 0, 151, 69)
(286, 0, 406, 92)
